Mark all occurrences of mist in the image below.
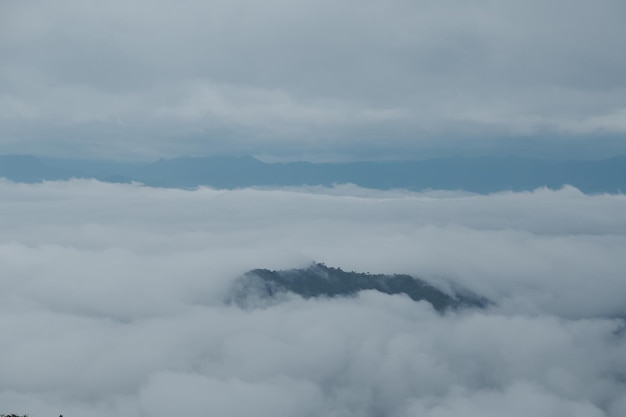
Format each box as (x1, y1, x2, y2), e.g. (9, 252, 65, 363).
(0, 180, 624, 416)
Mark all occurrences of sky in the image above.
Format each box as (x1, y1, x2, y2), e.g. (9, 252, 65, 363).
(1, 0, 626, 160)
(1, 180, 625, 416)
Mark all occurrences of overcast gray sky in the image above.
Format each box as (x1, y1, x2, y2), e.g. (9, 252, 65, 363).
(1, 0, 626, 160)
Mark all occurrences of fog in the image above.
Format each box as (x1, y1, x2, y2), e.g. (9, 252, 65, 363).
(1, 180, 625, 416)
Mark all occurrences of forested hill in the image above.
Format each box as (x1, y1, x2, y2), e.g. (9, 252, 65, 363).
(231, 263, 489, 312)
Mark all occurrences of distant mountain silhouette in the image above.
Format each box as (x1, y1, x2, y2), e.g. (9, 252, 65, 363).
(1, 154, 624, 193)
(0, 155, 76, 182)
(0, 155, 140, 182)
(133, 156, 266, 188)
(230, 263, 489, 312)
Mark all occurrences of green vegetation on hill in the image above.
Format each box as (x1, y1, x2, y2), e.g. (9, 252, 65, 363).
(233, 263, 489, 311)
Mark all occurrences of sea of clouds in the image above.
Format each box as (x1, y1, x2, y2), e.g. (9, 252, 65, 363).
(0, 180, 625, 416)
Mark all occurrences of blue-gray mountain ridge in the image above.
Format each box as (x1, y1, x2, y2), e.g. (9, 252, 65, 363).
(1, 154, 624, 193)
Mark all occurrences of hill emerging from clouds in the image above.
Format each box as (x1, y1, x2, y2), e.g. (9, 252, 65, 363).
(231, 263, 490, 311)
(0, 154, 625, 193)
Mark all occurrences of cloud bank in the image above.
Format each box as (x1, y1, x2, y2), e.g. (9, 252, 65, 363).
(1, 0, 626, 159)
(0, 181, 625, 416)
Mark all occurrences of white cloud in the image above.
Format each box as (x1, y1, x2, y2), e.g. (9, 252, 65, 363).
(0, 181, 625, 416)
(1, 0, 626, 158)
(562, 108, 626, 134)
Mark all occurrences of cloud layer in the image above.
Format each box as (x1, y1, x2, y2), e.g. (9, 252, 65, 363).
(1, 0, 626, 159)
(0, 180, 625, 416)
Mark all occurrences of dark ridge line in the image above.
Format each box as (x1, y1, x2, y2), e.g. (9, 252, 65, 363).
(229, 262, 491, 312)
(1, 154, 625, 194)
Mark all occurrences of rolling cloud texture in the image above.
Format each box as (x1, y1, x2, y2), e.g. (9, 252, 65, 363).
(2, 0, 626, 159)
(1, 180, 625, 416)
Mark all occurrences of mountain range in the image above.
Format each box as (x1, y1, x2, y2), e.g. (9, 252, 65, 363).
(1, 154, 625, 193)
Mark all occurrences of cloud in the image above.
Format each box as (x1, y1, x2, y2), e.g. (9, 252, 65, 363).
(1, 0, 626, 158)
(0, 180, 625, 416)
